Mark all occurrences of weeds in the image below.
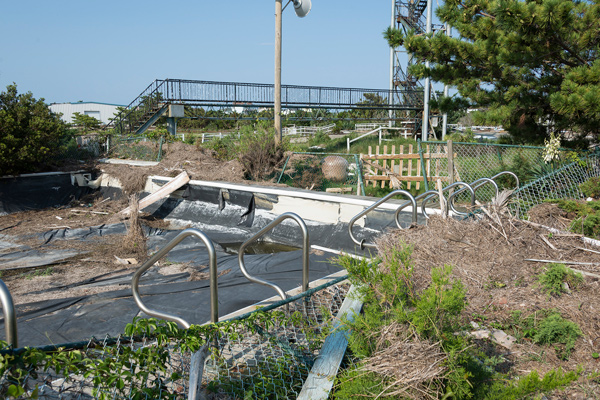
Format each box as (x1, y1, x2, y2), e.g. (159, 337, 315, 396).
(580, 177, 600, 198)
(538, 263, 583, 296)
(533, 314, 582, 360)
(334, 242, 583, 399)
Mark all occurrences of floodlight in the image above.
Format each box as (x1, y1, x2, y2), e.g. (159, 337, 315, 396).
(293, 0, 311, 17)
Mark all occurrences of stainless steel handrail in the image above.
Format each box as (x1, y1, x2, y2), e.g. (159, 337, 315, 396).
(238, 212, 309, 301)
(447, 177, 499, 215)
(421, 181, 475, 219)
(348, 189, 417, 249)
(490, 171, 520, 190)
(0, 280, 17, 348)
(393, 190, 433, 222)
(132, 228, 218, 328)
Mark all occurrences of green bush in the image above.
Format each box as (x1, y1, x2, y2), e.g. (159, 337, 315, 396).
(307, 130, 331, 147)
(0, 84, 70, 175)
(580, 177, 600, 198)
(534, 314, 582, 360)
(409, 265, 467, 339)
(538, 263, 583, 296)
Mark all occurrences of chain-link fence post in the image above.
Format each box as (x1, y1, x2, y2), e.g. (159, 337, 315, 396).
(417, 140, 430, 192)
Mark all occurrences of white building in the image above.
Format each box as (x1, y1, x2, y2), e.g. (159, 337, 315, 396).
(49, 102, 125, 125)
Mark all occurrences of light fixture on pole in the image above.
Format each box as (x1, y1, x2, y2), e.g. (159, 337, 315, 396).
(274, 0, 311, 145)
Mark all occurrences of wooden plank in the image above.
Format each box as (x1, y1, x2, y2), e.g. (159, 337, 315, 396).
(390, 145, 396, 186)
(409, 144, 414, 190)
(361, 153, 421, 160)
(381, 145, 388, 189)
(374, 145, 380, 188)
(364, 175, 448, 182)
(399, 145, 404, 186)
(297, 285, 364, 400)
(120, 171, 190, 215)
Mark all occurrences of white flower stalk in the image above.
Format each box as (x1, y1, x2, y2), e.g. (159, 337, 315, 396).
(543, 133, 560, 164)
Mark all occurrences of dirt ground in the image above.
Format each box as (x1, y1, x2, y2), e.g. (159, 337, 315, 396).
(377, 204, 600, 399)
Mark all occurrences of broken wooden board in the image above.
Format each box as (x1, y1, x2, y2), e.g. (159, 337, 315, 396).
(120, 171, 190, 215)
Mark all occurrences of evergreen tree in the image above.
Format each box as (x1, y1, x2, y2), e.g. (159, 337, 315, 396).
(0, 84, 68, 175)
(385, 0, 600, 144)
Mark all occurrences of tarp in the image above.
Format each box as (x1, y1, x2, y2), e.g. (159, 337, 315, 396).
(0, 174, 94, 214)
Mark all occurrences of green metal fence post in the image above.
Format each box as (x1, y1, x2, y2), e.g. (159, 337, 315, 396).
(157, 136, 164, 162)
(354, 154, 366, 196)
(417, 140, 430, 192)
(277, 153, 292, 184)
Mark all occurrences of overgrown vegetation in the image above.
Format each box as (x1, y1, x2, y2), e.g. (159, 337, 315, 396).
(197, 127, 286, 180)
(0, 306, 328, 399)
(546, 197, 600, 239)
(580, 177, 600, 199)
(333, 243, 582, 399)
(538, 263, 583, 296)
(0, 84, 93, 176)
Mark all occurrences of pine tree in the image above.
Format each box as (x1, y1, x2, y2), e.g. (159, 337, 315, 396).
(385, 0, 600, 144)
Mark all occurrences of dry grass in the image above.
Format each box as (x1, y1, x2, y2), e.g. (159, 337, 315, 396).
(362, 324, 448, 399)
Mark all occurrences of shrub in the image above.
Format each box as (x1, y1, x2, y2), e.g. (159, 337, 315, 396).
(534, 313, 582, 359)
(570, 213, 600, 239)
(580, 177, 600, 199)
(538, 263, 583, 296)
(0, 84, 69, 175)
(307, 131, 331, 147)
(236, 130, 286, 180)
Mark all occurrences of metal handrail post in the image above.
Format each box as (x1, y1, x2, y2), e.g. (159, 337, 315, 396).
(349, 189, 417, 249)
(421, 181, 475, 219)
(0, 280, 17, 348)
(132, 228, 218, 328)
(447, 177, 498, 215)
(238, 212, 309, 301)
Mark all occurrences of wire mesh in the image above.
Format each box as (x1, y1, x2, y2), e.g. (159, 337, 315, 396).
(510, 152, 600, 216)
(0, 280, 349, 399)
(420, 141, 581, 205)
(277, 152, 364, 195)
(108, 135, 164, 162)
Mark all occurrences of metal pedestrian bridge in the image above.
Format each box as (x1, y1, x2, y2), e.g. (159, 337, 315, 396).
(104, 78, 423, 135)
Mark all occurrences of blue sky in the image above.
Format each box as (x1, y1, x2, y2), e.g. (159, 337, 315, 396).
(0, 1, 398, 105)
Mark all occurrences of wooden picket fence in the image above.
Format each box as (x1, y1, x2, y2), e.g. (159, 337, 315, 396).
(361, 143, 455, 190)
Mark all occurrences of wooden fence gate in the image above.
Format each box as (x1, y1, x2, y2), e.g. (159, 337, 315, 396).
(360, 142, 456, 190)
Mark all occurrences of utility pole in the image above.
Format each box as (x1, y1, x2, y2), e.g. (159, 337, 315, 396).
(422, 0, 434, 141)
(442, 24, 451, 139)
(274, 0, 283, 146)
(388, 0, 395, 128)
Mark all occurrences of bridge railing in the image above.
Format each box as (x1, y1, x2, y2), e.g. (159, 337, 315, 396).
(105, 79, 423, 135)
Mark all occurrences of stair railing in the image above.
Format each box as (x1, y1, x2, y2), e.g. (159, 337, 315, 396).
(0, 280, 17, 348)
(348, 189, 417, 249)
(238, 213, 309, 301)
(104, 79, 168, 135)
(132, 228, 218, 328)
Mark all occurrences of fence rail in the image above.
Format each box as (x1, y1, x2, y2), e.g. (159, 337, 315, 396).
(361, 144, 452, 190)
(283, 124, 336, 136)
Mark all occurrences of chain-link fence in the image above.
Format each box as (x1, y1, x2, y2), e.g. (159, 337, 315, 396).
(1, 278, 349, 399)
(419, 141, 583, 204)
(510, 152, 600, 216)
(107, 135, 165, 162)
(277, 153, 365, 196)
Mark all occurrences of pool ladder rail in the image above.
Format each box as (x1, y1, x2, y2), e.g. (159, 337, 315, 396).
(132, 212, 310, 328)
(348, 172, 519, 249)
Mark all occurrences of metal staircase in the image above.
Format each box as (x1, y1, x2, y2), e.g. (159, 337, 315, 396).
(104, 80, 170, 136)
(391, 0, 433, 136)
